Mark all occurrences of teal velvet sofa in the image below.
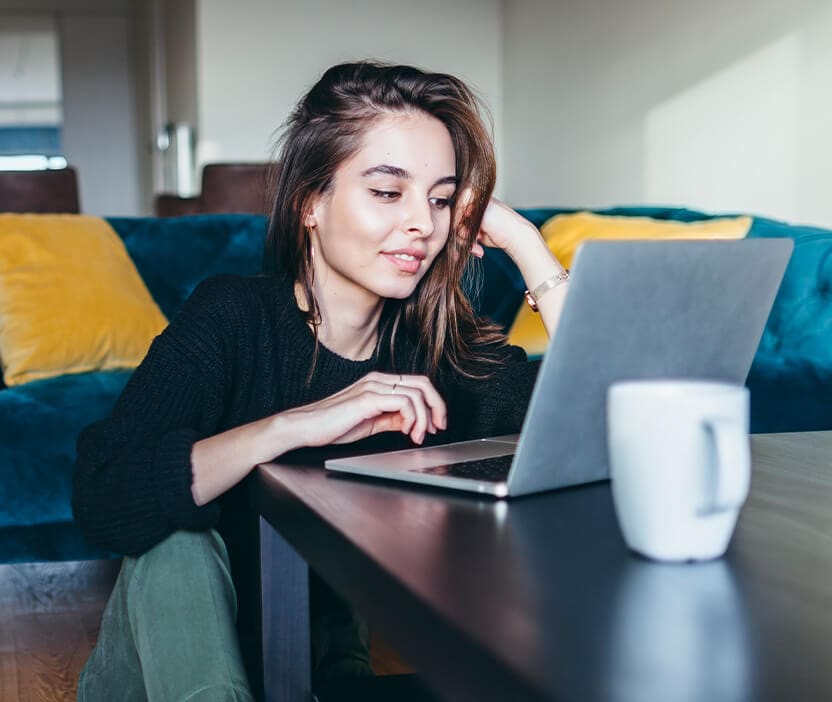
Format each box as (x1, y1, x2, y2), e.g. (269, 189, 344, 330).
(0, 214, 268, 564)
(2, 208, 830, 565)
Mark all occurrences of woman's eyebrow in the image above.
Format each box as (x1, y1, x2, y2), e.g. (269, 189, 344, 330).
(434, 176, 459, 187)
(361, 164, 409, 178)
(361, 164, 458, 187)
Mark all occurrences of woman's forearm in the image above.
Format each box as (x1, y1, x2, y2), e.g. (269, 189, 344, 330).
(509, 231, 570, 340)
(190, 413, 299, 506)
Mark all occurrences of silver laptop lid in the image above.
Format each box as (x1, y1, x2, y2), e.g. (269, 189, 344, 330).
(507, 238, 793, 496)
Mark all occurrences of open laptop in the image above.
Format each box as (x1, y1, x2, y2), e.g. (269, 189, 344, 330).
(325, 238, 793, 498)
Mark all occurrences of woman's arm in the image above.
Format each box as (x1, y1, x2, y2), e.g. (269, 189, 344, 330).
(496, 223, 569, 339)
(468, 195, 569, 340)
(72, 278, 237, 555)
(192, 371, 448, 505)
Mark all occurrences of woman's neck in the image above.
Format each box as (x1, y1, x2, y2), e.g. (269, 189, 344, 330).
(294, 280, 383, 361)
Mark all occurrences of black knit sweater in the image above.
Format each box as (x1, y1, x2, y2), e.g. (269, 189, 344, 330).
(72, 274, 539, 557)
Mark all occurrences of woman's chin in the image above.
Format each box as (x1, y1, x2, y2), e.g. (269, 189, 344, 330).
(381, 289, 418, 301)
(374, 279, 422, 301)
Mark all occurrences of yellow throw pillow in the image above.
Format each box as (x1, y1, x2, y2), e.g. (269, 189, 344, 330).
(0, 214, 168, 386)
(508, 212, 752, 357)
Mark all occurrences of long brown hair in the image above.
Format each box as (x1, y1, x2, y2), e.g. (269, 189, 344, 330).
(264, 61, 507, 381)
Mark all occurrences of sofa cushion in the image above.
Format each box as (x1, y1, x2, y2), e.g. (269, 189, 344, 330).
(0, 370, 130, 561)
(0, 215, 168, 386)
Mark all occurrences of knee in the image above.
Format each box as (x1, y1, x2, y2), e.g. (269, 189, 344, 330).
(127, 530, 236, 612)
(139, 529, 229, 571)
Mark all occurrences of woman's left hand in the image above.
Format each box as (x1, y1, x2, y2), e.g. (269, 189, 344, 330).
(456, 189, 542, 263)
(455, 188, 570, 341)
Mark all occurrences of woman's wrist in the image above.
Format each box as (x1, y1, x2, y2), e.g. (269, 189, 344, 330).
(524, 269, 570, 312)
(265, 410, 305, 460)
(191, 412, 304, 506)
(508, 232, 566, 293)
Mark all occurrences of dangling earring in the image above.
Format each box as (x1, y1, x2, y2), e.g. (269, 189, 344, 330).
(305, 225, 315, 258)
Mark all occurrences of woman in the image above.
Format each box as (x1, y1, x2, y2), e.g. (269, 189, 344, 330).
(73, 61, 569, 701)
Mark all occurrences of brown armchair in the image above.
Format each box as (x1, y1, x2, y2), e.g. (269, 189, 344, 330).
(0, 167, 81, 213)
(154, 163, 273, 217)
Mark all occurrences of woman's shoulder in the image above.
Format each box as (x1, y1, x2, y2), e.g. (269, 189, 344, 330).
(185, 273, 291, 303)
(181, 273, 297, 322)
(155, 273, 305, 372)
(466, 336, 529, 369)
(489, 340, 528, 364)
(158, 274, 301, 355)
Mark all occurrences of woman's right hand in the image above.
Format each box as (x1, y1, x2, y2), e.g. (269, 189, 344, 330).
(281, 371, 448, 447)
(191, 371, 447, 507)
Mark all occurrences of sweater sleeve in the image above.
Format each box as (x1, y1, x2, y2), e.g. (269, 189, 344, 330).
(451, 344, 541, 440)
(72, 276, 243, 556)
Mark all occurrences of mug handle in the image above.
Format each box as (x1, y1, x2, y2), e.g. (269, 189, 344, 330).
(698, 417, 751, 515)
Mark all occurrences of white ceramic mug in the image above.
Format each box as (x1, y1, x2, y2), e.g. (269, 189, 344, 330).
(607, 379, 751, 561)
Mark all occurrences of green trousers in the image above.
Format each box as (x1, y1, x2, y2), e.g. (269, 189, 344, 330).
(78, 530, 253, 701)
(78, 529, 373, 702)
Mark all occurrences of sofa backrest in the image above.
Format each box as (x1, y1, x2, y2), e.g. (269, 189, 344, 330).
(107, 214, 268, 319)
(104, 209, 832, 368)
(105, 213, 524, 330)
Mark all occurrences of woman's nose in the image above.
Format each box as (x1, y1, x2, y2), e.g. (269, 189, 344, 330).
(402, 198, 435, 237)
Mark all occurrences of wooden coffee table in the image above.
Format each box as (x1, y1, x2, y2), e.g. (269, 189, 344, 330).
(250, 431, 832, 701)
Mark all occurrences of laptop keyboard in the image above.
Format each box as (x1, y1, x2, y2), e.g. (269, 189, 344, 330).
(415, 454, 514, 482)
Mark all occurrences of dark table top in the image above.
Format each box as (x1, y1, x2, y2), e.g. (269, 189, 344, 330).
(253, 431, 832, 702)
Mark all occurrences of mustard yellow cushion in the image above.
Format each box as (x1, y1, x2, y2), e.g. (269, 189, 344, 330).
(508, 212, 753, 356)
(0, 214, 168, 386)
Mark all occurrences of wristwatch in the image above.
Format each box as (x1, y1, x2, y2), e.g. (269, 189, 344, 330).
(524, 270, 570, 312)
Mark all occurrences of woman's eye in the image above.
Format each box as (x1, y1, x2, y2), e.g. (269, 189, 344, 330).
(370, 189, 400, 200)
(430, 197, 451, 210)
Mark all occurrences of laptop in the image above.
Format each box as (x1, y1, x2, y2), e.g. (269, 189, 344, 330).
(325, 238, 793, 498)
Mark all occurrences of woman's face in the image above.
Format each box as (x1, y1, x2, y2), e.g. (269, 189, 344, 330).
(307, 111, 458, 305)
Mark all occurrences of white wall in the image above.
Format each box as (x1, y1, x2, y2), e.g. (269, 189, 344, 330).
(194, 0, 503, 182)
(0, 15, 62, 126)
(502, 0, 832, 227)
(144, 0, 198, 198)
(164, 0, 196, 127)
(60, 12, 142, 216)
(0, 0, 147, 215)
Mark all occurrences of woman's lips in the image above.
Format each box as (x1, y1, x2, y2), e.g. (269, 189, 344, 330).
(382, 250, 425, 274)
